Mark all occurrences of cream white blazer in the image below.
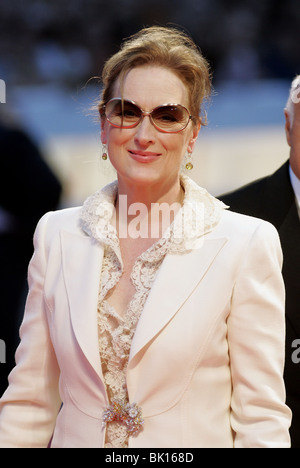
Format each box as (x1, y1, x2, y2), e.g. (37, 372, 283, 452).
(0, 177, 292, 448)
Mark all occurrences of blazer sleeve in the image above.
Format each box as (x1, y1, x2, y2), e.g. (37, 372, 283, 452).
(0, 213, 62, 448)
(228, 220, 292, 447)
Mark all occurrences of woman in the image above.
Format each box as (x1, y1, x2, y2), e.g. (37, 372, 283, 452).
(0, 26, 291, 448)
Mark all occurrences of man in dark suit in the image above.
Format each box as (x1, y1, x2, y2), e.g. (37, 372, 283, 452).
(221, 75, 300, 447)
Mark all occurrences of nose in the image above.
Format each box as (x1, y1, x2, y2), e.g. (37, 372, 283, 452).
(134, 114, 156, 145)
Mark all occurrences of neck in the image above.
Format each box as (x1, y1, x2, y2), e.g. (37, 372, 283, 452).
(115, 176, 184, 239)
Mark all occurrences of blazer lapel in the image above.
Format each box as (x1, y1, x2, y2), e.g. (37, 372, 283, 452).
(129, 237, 227, 363)
(262, 161, 294, 227)
(61, 230, 104, 378)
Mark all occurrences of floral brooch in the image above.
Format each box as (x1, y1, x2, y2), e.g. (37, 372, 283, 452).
(102, 399, 144, 436)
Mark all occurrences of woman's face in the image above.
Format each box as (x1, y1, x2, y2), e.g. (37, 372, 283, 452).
(101, 65, 200, 192)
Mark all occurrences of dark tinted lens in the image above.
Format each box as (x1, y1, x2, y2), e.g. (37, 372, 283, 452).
(152, 105, 189, 131)
(106, 100, 141, 127)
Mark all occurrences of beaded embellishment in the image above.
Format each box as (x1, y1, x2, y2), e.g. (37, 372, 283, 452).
(102, 400, 144, 436)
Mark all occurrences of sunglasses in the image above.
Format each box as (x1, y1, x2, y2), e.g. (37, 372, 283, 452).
(103, 98, 193, 133)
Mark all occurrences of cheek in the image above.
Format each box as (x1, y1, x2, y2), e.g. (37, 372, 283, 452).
(165, 140, 187, 167)
(167, 133, 192, 159)
(290, 126, 300, 148)
(103, 125, 133, 149)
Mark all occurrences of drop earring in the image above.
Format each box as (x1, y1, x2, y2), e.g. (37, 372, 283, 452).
(102, 144, 108, 160)
(185, 152, 193, 170)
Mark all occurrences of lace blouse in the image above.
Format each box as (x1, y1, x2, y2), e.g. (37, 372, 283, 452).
(79, 174, 226, 448)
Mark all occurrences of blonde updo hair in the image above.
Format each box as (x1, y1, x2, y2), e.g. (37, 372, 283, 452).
(98, 26, 212, 126)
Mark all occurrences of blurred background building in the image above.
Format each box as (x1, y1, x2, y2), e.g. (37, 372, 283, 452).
(0, 0, 300, 205)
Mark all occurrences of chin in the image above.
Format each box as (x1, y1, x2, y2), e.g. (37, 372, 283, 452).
(118, 167, 165, 187)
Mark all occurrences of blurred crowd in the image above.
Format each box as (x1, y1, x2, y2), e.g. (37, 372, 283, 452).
(0, 0, 299, 88)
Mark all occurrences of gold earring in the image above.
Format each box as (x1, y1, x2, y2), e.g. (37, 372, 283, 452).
(102, 145, 108, 160)
(185, 152, 193, 170)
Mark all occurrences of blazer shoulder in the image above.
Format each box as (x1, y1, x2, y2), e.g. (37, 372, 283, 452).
(216, 209, 280, 243)
(35, 206, 84, 240)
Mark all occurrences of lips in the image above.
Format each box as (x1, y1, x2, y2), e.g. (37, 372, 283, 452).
(128, 150, 161, 163)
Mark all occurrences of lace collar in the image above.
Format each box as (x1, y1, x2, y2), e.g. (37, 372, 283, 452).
(79, 174, 227, 254)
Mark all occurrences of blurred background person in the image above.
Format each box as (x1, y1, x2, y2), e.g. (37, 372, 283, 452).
(221, 75, 300, 448)
(0, 112, 62, 396)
